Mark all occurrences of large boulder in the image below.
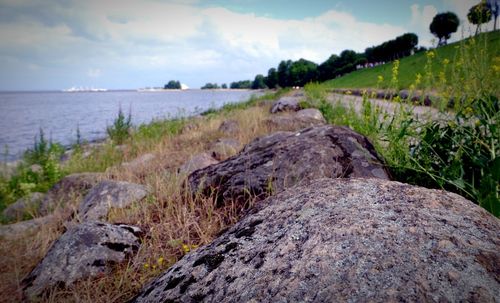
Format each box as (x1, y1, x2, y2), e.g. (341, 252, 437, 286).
(78, 180, 149, 222)
(22, 222, 142, 299)
(39, 172, 104, 215)
(131, 178, 500, 303)
(188, 125, 388, 204)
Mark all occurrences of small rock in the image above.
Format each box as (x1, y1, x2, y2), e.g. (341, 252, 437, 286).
(218, 120, 240, 136)
(22, 222, 142, 299)
(132, 178, 500, 303)
(295, 108, 326, 123)
(39, 173, 104, 215)
(121, 153, 156, 170)
(78, 180, 149, 222)
(270, 96, 301, 113)
(2, 192, 45, 221)
(0, 215, 56, 239)
(210, 138, 241, 161)
(188, 125, 389, 205)
(264, 109, 326, 131)
(179, 153, 219, 175)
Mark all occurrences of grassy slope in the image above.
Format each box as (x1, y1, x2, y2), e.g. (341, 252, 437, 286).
(324, 30, 500, 89)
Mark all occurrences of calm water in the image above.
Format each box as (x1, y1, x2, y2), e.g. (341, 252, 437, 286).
(0, 90, 260, 161)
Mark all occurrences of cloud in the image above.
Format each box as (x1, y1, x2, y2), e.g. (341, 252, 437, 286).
(0, 0, 408, 89)
(87, 68, 101, 78)
(410, 4, 438, 46)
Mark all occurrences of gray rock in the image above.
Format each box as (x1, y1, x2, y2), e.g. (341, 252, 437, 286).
(218, 120, 240, 136)
(22, 222, 142, 299)
(39, 172, 104, 215)
(270, 96, 301, 113)
(2, 192, 45, 221)
(0, 215, 56, 239)
(188, 125, 389, 205)
(121, 153, 156, 170)
(264, 108, 326, 132)
(295, 108, 326, 123)
(179, 153, 219, 175)
(78, 180, 149, 222)
(131, 178, 500, 303)
(210, 138, 241, 161)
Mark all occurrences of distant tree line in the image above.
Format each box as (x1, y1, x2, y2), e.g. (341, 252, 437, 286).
(246, 32, 418, 89)
(164, 80, 181, 89)
(364, 33, 418, 63)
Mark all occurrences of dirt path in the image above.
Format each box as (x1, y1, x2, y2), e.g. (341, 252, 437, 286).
(326, 93, 453, 122)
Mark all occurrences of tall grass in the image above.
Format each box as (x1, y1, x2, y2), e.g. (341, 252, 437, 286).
(0, 90, 280, 302)
(305, 32, 499, 216)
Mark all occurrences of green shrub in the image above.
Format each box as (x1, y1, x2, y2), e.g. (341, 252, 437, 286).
(107, 106, 132, 145)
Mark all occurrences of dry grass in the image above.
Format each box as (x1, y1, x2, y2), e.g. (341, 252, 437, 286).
(0, 97, 280, 302)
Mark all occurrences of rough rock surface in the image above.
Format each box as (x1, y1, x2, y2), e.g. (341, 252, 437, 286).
(218, 120, 240, 136)
(2, 192, 45, 221)
(265, 109, 326, 131)
(39, 172, 104, 215)
(210, 138, 241, 161)
(132, 178, 500, 303)
(78, 180, 149, 222)
(270, 96, 301, 113)
(188, 125, 388, 204)
(22, 222, 142, 298)
(179, 153, 219, 175)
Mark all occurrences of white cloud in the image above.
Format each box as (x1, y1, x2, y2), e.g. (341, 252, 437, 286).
(87, 68, 101, 78)
(0, 0, 409, 89)
(410, 4, 439, 46)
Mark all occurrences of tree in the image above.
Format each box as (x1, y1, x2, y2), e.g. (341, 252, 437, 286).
(164, 80, 181, 89)
(264, 68, 278, 89)
(468, 1, 492, 34)
(487, 0, 499, 30)
(201, 83, 219, 89)
(251, 74, 267, 89)
(288, 59, 318, 87)
(430, 12, 460, 46)
(277, 60, 292, 88)
(230, 80, 252, 89)
(221, 83, 228, 89)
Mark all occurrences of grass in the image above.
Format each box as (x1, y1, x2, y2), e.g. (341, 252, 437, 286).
(0, 89, 287, 302)
(324, 30, 500, 90)
(304, 30, 499, 217)
(0, 31, 498, 302)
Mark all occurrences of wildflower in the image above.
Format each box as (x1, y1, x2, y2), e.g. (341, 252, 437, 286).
(426, 51, 435, 59)
(144, 263, 149, 269)
(377, 75, 384, 83)
(157, 257, 164, 265)
(443, 58, 450, 65)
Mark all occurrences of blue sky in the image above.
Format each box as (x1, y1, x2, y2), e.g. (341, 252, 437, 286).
(0, 0, 495, 90)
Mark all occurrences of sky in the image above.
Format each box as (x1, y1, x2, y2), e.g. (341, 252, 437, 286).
(0, 0, 496, 90)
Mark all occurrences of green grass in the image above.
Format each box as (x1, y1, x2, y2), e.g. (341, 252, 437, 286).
(324, 30, 500, 90)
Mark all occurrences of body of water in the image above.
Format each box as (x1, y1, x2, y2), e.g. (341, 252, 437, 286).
(0, 89, 260, 161)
